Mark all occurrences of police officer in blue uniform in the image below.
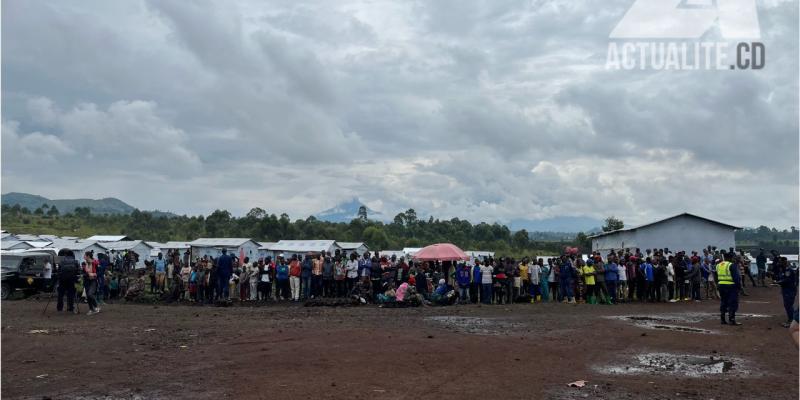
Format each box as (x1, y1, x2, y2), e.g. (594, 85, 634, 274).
(716, 252, 742, 326)
(777, 257, 798, 328)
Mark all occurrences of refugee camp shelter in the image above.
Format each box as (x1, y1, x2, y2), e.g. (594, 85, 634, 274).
(465, 251, 495, 262)
(377, 250, 406, 259)
(189, 238, 261, 261)
(338, 242, 369, 255)
(269, 240, 341, 259)
(101, 240, 154, 268)
(258, 242, 277, 260)
(589, 213, 740, 254)
(85, 235, 131, 242)
(1, 240, 33, 250)
(402, 247, 422, 257)
(46, 239, 109, 259)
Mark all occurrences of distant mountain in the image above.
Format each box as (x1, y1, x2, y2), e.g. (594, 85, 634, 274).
(1, 192, 175, 217)
(314, 198, 386, 223)
(508, 216, 602, 233)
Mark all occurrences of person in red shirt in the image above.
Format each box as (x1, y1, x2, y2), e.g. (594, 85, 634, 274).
(288, 255, 302, 301)
(83, 252, 100, 315)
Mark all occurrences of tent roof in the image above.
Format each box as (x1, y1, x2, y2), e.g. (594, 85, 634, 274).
(85, 235, 131, 242)
(100, 240, 153, 251)
(189, 238, 257, 247)
(337, 242, 368, 250)
(270, 240, 339, 252)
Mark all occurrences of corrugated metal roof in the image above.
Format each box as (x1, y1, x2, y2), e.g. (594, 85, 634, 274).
(588, 213, 741, 239)
(86, 235, 130, 242)
(46, 239, 109, 251)
(162, 241, 192, 249)
(338, 242, 368, 250)
(270, 240, 340, 252)
(1, 240, 30, 250)
(102, 240, 153, 251)
(258, 242, 277, 250)
(189, 238, 256, 247)
(15, 234, 42, 241)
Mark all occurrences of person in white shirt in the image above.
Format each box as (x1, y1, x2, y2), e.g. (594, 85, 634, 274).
(479, 261, 494, 304)
(617, 262, 627, 302)
(345, 255, 359, 295)
(666, 261, 676, 302)
(529, 262, 542, 301)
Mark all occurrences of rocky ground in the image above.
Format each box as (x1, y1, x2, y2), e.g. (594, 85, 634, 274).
(1, 286, 797, 399)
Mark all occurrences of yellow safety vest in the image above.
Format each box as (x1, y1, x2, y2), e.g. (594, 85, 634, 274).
(717, 261, 734, 285)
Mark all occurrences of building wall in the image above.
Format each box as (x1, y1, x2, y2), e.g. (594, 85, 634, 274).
(191, 241, 261, 263)
(592, 230, 637, 253)
(634, 215, 735, 253)
(591, 215, 735, 254)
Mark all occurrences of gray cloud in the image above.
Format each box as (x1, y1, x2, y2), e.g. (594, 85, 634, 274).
(2, 0, 797, 228)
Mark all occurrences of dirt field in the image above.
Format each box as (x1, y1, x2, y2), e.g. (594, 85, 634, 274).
(1, 287, 797, 400)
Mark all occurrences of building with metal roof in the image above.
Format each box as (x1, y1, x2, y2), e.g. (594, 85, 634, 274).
(589, 213, 740, 254)
(269, 240, 341, 258)
(188, 238, 261, 262)
(337, 242, 369, 254)
(101, 240, 154, 268)
(85, 235, 131, 242)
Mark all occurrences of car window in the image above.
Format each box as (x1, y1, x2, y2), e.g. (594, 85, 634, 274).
(1, 257, 21, 270)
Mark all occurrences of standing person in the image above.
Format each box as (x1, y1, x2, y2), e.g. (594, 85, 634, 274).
(96, 255, 108, 305)
(777, 258, 798, 328)
(594, 258, 609, 304)
(322, 255, 335, 297)
(756, 249, 768, 287)
(616, 259, 627, 303)
(300, 254, 312, 300)
(154, 253, 167, 294)
(276, 256, 290, 301)
(605, 257, 618, 304)
(249, 261, 259, 301)
(165, 258, 175, 296)
(456, 263, 471, 303)
(559, 256, 576, 304)
(370, 256, 383, 300)
(688, 259, 703, 301)
(581, 260, 597, 304)
(716, 252, 742, 325)
(666, 257, 676, 302)
(539, 259, 550, 302)
(56, 249, 79, 314)
(519, 259, 530, 297)
(82, 258, 100, 315)
(479, 260, 494, 305)
(311, 254, 323, 298)
(471, 261, 482, 303)
(289, 255, 302, 302)
(216, 249, 233, 301)
(333, 256, 346, 297)
(346, 254, 359, 295)
(180, 262, 192, 300)
(643, 258, 655, 302)
(529, 260, 541, 302)
(549, 259, 560, 302)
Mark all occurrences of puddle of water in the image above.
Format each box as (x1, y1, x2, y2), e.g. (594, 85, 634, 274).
(601, 353, 747, 377)
(607, 314, 717, 334)
(425, 316, 522, 336)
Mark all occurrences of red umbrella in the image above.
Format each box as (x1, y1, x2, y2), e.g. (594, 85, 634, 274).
(413, 243, 469, 262)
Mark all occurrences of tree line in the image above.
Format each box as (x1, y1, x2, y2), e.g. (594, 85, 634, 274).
(1, 204, 794, 255)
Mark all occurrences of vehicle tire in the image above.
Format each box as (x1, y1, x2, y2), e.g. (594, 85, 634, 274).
(1, 283, 10, 301)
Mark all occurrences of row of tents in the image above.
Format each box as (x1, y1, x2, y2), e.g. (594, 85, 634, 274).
(0, 232, 495, 268)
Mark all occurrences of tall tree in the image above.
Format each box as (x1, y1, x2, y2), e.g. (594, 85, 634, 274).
(357, 205, 368, 221)
(602, 216, 624, 232)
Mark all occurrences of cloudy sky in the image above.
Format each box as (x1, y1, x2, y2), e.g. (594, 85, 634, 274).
(2, 0, 798, 228)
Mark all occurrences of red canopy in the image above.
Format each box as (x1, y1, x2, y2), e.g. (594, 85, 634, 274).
(413, 243, 469, 262)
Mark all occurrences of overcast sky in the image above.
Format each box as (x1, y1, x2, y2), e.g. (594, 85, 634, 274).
(2, 0, 798, 228)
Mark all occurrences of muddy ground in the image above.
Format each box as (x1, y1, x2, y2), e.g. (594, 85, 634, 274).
(1, 287, 797, 400)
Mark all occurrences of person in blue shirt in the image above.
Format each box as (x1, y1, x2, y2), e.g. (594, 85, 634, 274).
(559, 256, 576, 304)
(777, 258, 798, 328)
(605, 258, 619, 304)
(471, 262, 482, 303)
(643, 258, 655, 302)
(216, 249, 233, 300)
(456, 264, 471, 303)
(154, 253, 167, 294)
(275, 257, 290, 300)
(539, 259, 550, 302)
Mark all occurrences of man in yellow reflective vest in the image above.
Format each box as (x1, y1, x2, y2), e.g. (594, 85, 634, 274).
(715, 252, 742, 326)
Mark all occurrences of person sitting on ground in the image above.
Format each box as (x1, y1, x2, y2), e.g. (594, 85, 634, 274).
(377, 283, 397, 304)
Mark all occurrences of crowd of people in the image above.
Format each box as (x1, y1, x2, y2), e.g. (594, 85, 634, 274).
(51, 246, 797, 327)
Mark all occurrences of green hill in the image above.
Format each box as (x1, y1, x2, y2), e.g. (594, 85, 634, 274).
(1, 192, 173, 216)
